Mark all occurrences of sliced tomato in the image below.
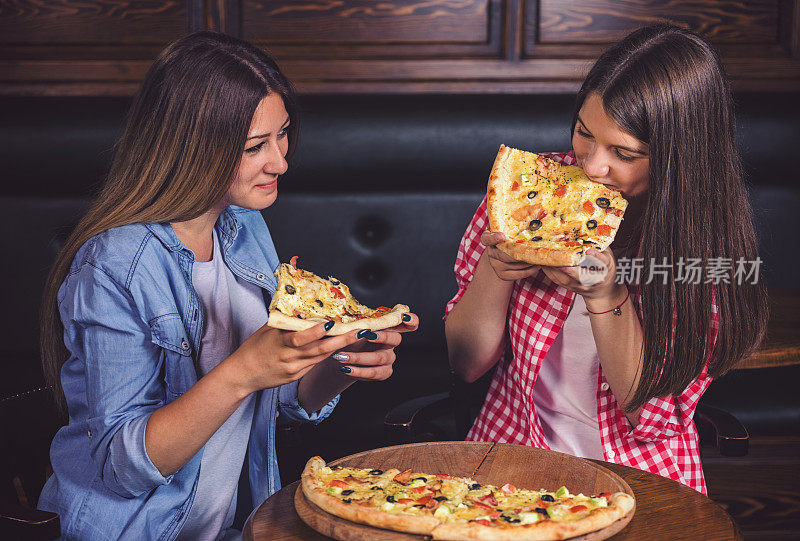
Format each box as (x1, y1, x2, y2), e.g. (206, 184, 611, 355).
(564, 241, 581, 247)
(598, 492, 610, 499)
(289, 255, 299, 269)
(393, 469, 413, 484)
(411, 486, 427, 494)
(596, 224, 612, 236)
(500, 483, 516, 494)
(435, 474, 451, 480)
(605, 207, 624, 216)
(488, 509, 502, 519)
(511, 180, 520, 191)
(329, 480, 349, 489)
(554, 185, 568, 197)
(536, 499, 553, 508)
(331, 286, 345, 299)
(375, 306, 390, 311)
(398, 498, 415, 504)
(416, 495, 432, 505)
(473, 519, 491, 527)
(583, 201, 595, 213)
(570, 505, 588, 513)
(343, 475, 367, 484)
(533, 204, 548, 220)
(472, 500, 492, 510)
(478, 492, 498, 506)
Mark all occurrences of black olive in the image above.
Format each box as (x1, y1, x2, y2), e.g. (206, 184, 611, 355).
(412, 477, 428, 483)
(284, 284, 296, 294)
(540, 494, 555, 502)
(528, 219, 542, 231)
(341, 489, 354, 496)
(386, 495, 396, 502)
(315, 299, 324, 307)
(330, 278, 340, 285)
(501, 515, 521, 523)
(433, 496, 448, 501)
(586, 219, 597, 230)
(369, 469, 384, 475)
(527, 190, 538, 199)
(535, 507, 549, 515)
(531, 236, 543, 241)
(343, 499, 352, 504)
(331, 465, 342, 470)
(470, 483, 482, 490)
(596, 197, 610, 209)
(413, 504, 426, 508)
(371, 486, 382, 491)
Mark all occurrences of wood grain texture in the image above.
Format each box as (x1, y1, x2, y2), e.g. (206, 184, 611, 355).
(535, 0, 779, 44)
(244, 442, 741, 541)
(735, 288, 800, 370)
(0, 0, 186, 47)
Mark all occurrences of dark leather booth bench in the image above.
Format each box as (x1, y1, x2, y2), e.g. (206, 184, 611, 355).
(1, 93, 799, 537)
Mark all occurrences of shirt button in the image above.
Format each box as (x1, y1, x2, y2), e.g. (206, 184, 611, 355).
(607, 449, 615, 459)
(256, 273, 266, 281)
(87, 429, 92, 438)
(600, 382, 610, 391)
(181, 340, 190, 350)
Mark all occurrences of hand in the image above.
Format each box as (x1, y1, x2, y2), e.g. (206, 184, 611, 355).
(332, 312, 419, 381)
(226, 322, 364, 395)
(538, 248, 623, 303)
(480, 230, 541, 281)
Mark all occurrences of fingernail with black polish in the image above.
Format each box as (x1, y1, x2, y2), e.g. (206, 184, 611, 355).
(365, 331, 378, 341)
(356, 329, 373, 339)
(324, 320, 335, 331)
(332, 353, 349, 362)
(402, 314, 411, 322)
(339, 366, 352, 374)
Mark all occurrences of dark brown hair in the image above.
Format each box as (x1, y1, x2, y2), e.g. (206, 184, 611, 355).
(573, 23, 768, 411)
(41, 31, 299, 412)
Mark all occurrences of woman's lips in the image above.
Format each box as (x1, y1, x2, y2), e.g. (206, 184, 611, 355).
(256, 179, 278, 190)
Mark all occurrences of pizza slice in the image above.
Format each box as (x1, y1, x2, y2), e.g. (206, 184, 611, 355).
(301, 456, 635, 540)
(487, 145, 628, 266)
(267, 256, 410, 335)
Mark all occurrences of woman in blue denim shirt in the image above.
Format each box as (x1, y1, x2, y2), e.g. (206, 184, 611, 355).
(36, 32, 418, 540)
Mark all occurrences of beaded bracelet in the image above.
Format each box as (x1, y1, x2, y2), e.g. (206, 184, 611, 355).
(586, 288, 630, 316)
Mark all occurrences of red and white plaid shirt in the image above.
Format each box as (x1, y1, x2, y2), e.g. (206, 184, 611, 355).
(445, 151, 716, 494)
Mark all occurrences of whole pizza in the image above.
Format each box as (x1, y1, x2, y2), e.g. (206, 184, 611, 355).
(487, 145, 628, 266)
(301, 456, 635, 540)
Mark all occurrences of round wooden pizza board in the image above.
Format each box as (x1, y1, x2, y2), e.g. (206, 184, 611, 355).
(294, 442, 635, 541)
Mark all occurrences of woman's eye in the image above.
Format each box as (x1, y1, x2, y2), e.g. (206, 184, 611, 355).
(576, 126, 592, 138)
(245, 142, 265, 154)
(615, 149, 635, 162)
(278, 127, 289, 138)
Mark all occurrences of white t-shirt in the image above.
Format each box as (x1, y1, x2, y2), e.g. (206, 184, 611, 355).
(531, 294, 604, 460)
(176, 230, 269, 541)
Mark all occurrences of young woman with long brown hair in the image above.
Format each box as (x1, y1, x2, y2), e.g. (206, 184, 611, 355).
(37, 31, 417, 540)
(445, 23, 767, 494)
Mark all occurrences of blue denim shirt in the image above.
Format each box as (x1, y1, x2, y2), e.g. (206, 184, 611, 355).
(38, 207, 338, 540)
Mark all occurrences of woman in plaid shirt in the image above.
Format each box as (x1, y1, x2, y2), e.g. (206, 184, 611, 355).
(445, 24, 768, 494)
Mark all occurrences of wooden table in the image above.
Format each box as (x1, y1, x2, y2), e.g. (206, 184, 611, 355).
(735, 288, 800, 370)
(244, 442, 741, 541)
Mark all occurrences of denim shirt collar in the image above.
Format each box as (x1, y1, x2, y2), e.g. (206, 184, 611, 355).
(144, 207, 240, 255)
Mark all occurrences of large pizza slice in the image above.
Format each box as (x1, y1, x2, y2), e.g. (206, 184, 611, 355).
(267, 257, 410, 335)
(301, 456, 635, 541)
(487, 145, 628, 266)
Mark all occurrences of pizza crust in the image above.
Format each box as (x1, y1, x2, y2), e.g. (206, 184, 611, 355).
(301, 456, 440, 535)
(300, 457, 635, 541)
(267, 304, 410, 335)
(496, 241, 584, 267)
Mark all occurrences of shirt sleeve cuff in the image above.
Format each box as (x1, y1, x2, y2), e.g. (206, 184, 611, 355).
(105, 413, 173, 497)
(277, 379, 339, 425)
(626, 397, 684, 442)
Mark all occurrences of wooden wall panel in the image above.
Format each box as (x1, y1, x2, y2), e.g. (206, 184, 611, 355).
(242, 0, 505, 59)
(0, 0, 797, 94)
(535, 0, 778, 44)
(0, 0, 190, 59)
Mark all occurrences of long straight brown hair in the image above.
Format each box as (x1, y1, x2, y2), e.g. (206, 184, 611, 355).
(40, 31, 299, 413)
(573, 24, 768, 411)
